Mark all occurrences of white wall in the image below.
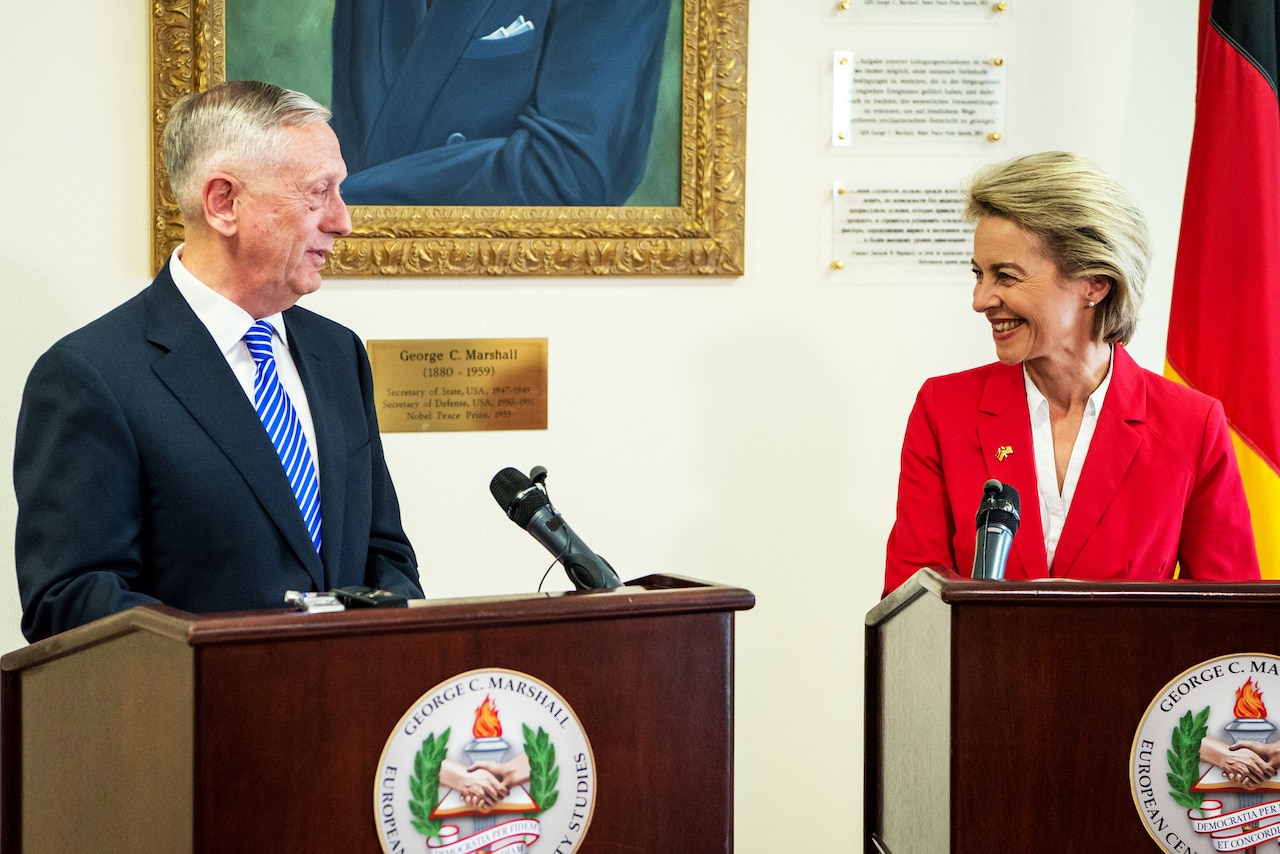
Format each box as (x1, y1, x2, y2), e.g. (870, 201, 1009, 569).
(0, 0, 1195, 846)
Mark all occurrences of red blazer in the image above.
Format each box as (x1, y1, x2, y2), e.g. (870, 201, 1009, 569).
(884, 345, 1259, 596)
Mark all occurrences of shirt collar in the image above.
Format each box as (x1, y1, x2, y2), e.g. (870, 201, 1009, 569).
(170, 246, 289, 353)
(1023, 346, 1115, 420)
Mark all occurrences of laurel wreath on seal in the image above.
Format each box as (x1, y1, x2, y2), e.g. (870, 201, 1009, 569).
(407, 723, 562, 835)
(1167, 707, 1209, 815)
(409, 727, 451, 839)
(522, 723, 561, 817)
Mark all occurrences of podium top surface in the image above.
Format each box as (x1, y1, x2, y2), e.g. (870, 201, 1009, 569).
(3, 573, 755, 673)
(866, 567, 1280, 628)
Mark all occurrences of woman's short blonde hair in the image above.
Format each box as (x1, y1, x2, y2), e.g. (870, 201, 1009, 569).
(964, 151, 1151, 345)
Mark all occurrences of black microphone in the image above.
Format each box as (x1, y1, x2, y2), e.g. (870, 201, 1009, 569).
(973, 479, 1020, 580)
(489, 467, 623, 590)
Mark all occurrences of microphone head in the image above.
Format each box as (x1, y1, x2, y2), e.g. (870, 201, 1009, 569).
(490, 467, 532, 512)
(976, 479, 1021, 533)
(998, 482, 1021, 517)
(508, 487, 550, 529)
(490, 466, 552, 529)
(529, 465, 548, 486)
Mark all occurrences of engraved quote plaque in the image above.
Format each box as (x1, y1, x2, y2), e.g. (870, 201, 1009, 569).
(367, 339, 548, 433)
(831, 183, 972, 277)
(832, 52, 1007, 149)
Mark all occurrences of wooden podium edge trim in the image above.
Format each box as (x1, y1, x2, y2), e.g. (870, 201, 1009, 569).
(2, 574, 756, 664)
(868, 567, 1280, 628)
(1, 604, 193, 672)
(178, 575, 756, 646)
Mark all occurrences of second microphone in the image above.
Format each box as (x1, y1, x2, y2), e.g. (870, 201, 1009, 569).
(489, 467, 623, 591)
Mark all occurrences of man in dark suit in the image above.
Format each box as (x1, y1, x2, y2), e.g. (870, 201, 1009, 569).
(13, 80, 421, 642)
(330, 0, 671, 206)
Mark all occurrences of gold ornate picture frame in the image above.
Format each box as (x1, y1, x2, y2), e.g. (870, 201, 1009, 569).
(150, 0, 747, 277)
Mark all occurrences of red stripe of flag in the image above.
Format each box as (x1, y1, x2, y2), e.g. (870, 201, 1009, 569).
(1168, 0, 1280, 488)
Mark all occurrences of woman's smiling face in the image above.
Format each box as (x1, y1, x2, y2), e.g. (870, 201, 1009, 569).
(970, 215, 1102, 366)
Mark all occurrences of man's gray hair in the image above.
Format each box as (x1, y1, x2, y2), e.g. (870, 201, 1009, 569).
(163, 80, 332, 218)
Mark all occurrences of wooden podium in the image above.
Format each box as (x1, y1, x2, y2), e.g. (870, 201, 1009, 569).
(865, 568, 1280, 853)
(1, 574, 754, 854)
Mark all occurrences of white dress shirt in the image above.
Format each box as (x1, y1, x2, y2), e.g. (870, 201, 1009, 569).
(168, 247, 321, 482)
(1024, 349, 1113, 570)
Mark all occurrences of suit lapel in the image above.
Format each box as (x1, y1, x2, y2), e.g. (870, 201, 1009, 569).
(284, 310, 348, 591)
(144, 273, 325, 590)
(1052, 346, 1145, 577)
(976, 363, 1048, 578)
(366, 0, 501, 163)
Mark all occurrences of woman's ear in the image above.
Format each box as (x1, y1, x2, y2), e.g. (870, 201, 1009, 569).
(1085, 275, 1113, 306)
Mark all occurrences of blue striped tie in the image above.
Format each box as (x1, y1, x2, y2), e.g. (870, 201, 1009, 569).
(243, 321, 322, 554)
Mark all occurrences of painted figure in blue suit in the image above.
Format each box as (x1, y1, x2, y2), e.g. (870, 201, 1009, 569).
(13, 81, 422, 642)
(331, 0, 672, 206)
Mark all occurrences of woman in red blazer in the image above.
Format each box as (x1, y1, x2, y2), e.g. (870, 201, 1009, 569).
(884, 152, 1260, 596)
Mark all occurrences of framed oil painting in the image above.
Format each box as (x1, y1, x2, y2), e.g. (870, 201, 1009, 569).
(149, 0, 747, 277)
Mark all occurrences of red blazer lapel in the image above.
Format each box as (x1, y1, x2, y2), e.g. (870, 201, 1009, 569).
(1052, 345, 1146, 577)
(976, 363, 1048, 579)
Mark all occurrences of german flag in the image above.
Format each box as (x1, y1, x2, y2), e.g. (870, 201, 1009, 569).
(1167, 0, 1280, 576)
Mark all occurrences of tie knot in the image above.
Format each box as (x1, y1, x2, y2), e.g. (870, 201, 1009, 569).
(244, 320, 277, 366)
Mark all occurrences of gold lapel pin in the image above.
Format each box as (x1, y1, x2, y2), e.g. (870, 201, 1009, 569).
(996, 445, 1014, 462)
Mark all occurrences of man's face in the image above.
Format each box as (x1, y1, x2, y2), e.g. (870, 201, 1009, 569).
(233, 122, 351, 317)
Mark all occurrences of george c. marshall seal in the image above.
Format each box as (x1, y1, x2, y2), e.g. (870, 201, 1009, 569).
(1132, 654, 1280, 853)
(376, 668, 596, 854)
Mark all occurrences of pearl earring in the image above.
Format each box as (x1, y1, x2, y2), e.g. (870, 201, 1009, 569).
(1087, 301, 1095, 308)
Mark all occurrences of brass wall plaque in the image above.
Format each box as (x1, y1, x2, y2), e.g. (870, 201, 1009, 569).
(367, 339, 548, 433)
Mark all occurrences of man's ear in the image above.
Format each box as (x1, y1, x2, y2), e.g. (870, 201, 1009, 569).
(202, 174, 240, 237)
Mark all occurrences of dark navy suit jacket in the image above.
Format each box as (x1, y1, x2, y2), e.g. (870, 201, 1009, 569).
(14, 265, 421, 641)
(331, 0, 670, 205)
